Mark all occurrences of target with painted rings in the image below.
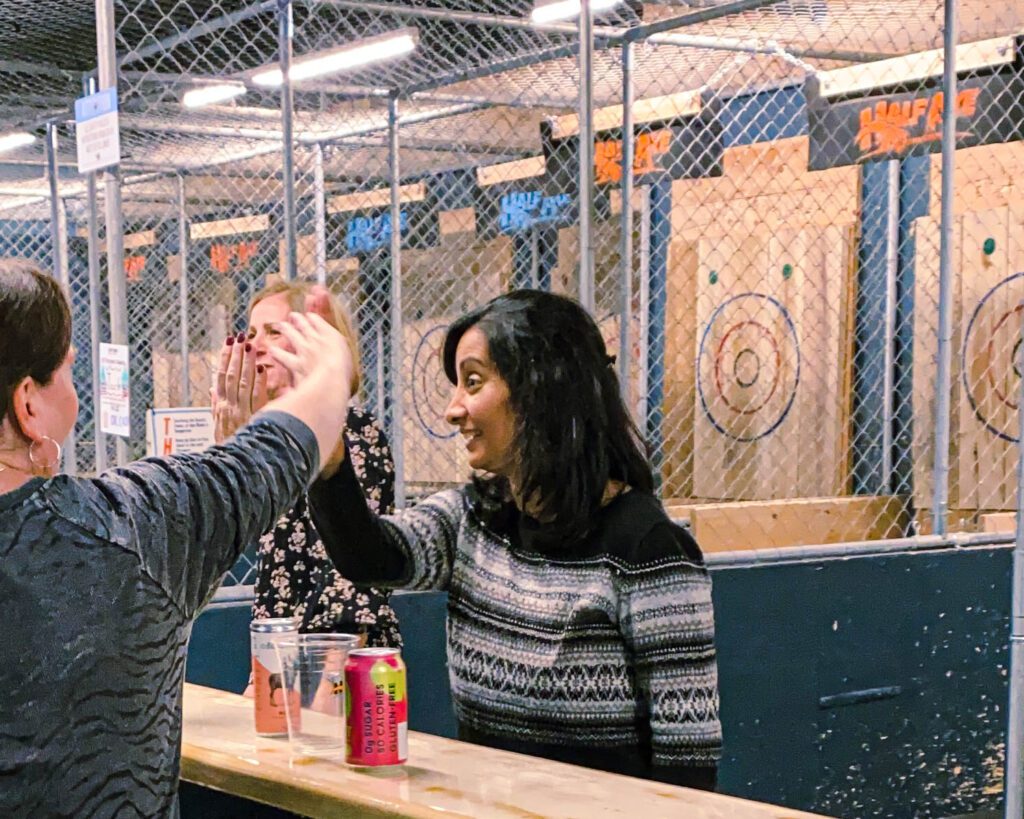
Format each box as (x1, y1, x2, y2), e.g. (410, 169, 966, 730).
(411, 324, 456, 440)
(961, 270, 1024, 443)
(697, 292, 801, 442)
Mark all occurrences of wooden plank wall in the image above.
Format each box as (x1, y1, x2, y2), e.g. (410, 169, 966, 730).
(668, 136, 859, 500)
(914, 142, 1024, 517)
(399, 231, 513, 487)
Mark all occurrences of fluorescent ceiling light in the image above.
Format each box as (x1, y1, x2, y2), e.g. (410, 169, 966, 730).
(252, 27, 419, 87)
(182, 82, 247, 108)
(0, 132, 36, 155)
(531, 0, 622, 24)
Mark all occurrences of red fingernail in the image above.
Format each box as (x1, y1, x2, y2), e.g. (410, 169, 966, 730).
(236, 331, 245, 343)
(245, 343, 252, 353)
(226, 336, 235, 346)
(256, 365, 264, 374)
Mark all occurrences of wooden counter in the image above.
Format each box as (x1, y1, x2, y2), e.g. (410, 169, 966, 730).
(181, 684, 828, 819)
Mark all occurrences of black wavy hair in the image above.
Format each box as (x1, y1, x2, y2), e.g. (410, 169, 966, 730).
(443, 289, 653, 546)
(0, 260, 72, 430)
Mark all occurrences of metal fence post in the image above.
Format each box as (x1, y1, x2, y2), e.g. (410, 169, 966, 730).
(1009, 315, 1024, 819)
(278, 0, 297, 281)
(46, 121, 77, 476)
(931, 0, 958, 536)
(881, 158, 899, 493)
(81, 74, 107, 475)
(177, 174, 191, 406)
(618, 40, 634, 408)
(313, 142, 328, 285)
(389, 94, 406, 508)
(96, 0, 129, 467)
(577, 0, 595, 313)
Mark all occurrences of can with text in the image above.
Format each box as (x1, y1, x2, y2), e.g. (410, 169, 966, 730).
(250, 617, 300, 736)
(344, 647, 408, 766)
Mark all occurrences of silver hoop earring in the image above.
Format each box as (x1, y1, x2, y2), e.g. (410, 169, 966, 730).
(28, 436, 62, 472)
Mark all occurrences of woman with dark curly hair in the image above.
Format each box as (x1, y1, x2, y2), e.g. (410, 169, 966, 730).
(309, 289, 722, 790)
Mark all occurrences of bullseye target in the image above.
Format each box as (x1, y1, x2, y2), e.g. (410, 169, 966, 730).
(961, 271, 1024, 443)
(411, 324, 456, 440)
(697, 292, 801, 442)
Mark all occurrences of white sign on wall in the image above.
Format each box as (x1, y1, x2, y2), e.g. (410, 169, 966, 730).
(75, 88, 121, 174)
(98, 342, 130, 437)
(146, 408, 215, 457)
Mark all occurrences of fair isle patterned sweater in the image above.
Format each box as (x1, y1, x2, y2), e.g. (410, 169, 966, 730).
(310, 460, 722, 789)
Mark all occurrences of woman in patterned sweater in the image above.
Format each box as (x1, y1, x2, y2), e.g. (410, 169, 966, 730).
(213, 281, 401, 648)
(310, 290, 722, 790)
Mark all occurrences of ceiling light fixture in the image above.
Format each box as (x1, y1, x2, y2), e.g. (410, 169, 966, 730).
(252, 27, 419, 88)
(0, 132, 37, 155)
(531, 0, 623, 25)
(182, 82, 247, 108)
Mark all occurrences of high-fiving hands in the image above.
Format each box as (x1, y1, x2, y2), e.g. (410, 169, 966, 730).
(212, 286, 354, 447)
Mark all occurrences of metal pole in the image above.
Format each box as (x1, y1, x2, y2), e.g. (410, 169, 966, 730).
(577, 0, 595, 313)
(278, 0, 297, 281)
(931, 0, 957, 536)
(388, 95, 406, 508)
(638, 185, 651, 426)
(618, 41, 635, 408)
(45, 122, 77, 475)
(96, 0, 129, 466)
(881, 158, 900, 492)
(83, 75, 107, 475)
(529, 228, 540, 288)
(177, 175, 191, 406)
(313, 143, 328, 285)
(1008, 311, 1024, 819)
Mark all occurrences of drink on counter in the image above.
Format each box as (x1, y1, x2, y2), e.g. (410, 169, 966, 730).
(344, 647, 408, 766)
(250, 617, 300, 736)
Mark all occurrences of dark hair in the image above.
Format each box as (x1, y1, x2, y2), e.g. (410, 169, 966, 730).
(443, 289, 653, 545)
(0, 260, 72, 428)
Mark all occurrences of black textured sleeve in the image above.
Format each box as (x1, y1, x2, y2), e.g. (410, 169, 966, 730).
(308, 454, 411, 585)
(80, 411, 319, 619)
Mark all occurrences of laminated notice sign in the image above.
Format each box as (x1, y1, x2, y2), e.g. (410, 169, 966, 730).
(75, 88, 121, 174)
(99, 342, 130, 437)
(146, 408, 214, 457)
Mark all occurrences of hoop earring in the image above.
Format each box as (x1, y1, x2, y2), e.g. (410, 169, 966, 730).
(28, 436, 62, 472)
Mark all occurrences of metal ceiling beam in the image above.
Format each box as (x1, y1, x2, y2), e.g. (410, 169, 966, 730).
(117, 0, 278, 69)
(623, 0, 782, 40)
(403, 42, 579, 96)
(0, 59, 77, 82)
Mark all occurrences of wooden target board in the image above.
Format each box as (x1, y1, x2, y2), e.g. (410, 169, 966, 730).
(401, 317, 472, 487)
(399, 234, 512, 488)
(691, 224, 855, 500)
(913, 206, 1024, 513)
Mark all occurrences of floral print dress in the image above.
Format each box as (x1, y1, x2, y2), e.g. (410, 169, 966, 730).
(251, 405, 402, 647)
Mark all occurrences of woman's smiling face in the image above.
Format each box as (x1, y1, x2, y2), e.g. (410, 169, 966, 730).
(443, 326, 516, 476)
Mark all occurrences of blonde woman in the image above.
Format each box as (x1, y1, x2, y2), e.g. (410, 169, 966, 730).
(213, 281, 401, 648)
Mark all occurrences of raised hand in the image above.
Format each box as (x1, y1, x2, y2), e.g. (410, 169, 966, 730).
(212, 332, 269, 444)
(266, 311, 354, 393)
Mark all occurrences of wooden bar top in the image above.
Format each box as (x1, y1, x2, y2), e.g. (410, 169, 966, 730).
(181, 684, 828, 819)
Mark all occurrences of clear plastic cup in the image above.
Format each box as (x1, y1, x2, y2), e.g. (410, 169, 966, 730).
(275, 633, 363, 758)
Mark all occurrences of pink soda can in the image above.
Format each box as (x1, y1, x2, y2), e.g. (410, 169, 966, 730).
(344, 647, 408, 766)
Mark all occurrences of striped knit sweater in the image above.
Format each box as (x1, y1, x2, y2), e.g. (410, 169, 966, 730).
(310, 461, 722, 789)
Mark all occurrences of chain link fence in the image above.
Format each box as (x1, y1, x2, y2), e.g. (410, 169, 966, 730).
(0, 3, 1022, 600)
(2, 0, 1024, 814)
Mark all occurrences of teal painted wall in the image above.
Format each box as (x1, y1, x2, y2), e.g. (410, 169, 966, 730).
(186, 544, 1011, 818)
